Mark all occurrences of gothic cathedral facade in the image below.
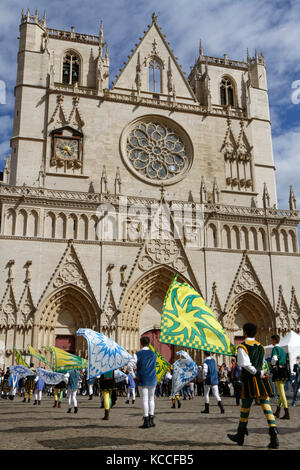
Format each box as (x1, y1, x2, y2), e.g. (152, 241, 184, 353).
(0, 10, 299, 366)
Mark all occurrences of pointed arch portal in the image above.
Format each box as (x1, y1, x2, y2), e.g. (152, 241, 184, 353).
(119, 265, 197, 359)
(36, 285, 99, 358)
(224, 291, 275, 345)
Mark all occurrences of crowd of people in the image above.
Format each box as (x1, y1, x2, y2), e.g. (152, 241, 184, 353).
(0, 326, 300, 449)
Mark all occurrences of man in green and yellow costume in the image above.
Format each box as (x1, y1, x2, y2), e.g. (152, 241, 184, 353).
(270, 334, 290, 420)
(227, 323, 279, 449)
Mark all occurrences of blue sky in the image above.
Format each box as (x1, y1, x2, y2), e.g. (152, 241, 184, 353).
(0, 0, 299, 209)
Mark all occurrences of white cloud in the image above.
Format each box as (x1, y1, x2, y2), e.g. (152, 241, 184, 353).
(273, 126, 300, 208)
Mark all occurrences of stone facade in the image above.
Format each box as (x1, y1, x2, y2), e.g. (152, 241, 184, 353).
(0, 10, 299, 367)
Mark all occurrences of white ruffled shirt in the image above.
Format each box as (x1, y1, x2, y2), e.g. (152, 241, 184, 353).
(237, 337, 265, 377)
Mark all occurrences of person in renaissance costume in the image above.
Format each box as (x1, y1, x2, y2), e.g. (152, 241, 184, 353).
(201, 351, 225, 414)
(292, 356, 300, 406)
(1, 368, 11, 399)
(8, 371, 19, 400)
(171, 393, 181, 409)
(23, 363, 36, 403)
(53, 378, 67, 408)
(87, 376, 96, 400)
(127, 336, 157, 429)
(33, 374, 45, 405)
(65, 369, 80, 414)
(270, 334, 290, 420)
(99, 370, 116, 420)
(227, 323, 279, 449)
(125, 371, 136, 405)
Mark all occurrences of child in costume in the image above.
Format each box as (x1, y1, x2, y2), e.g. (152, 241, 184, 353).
(270, 334, 290, 420)
(125, 371, 136, 404)
(227, 322, 279, 449)
(201, 351, 225, 414)
(33, 374, 45, 405)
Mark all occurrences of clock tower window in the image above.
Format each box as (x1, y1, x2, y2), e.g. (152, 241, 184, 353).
(62, 51, 81, 85)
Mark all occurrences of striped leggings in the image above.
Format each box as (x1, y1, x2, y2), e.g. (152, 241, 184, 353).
(239, 397, 276, 430)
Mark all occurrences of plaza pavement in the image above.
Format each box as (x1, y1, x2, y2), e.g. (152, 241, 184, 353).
(0, 394, 299, 451)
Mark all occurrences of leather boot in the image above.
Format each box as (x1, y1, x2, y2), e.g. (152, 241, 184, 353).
(267, 427, 279, 449)
(102, 409, 110, 420)
(227, 426, 248, 446)
(89, 395, 93, 400)
(172, 402, 175, 408)
(33, 400, 37, 405)
(218, 401, 225, 414)
(201, 403, 209, 414)
(74, 407, 78, 414)
(149, 415, 155, 427)
(280, 408, 290, 420)
(53, 401, 57, 408)
(139, 416, 150, 428)
(67, 408, 71, 413)
(274, 406, 281, 418)
(58, 402, 61, 408)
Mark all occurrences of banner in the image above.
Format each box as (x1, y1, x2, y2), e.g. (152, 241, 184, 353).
(28, 345, 51, 367)
(114, 369, 127, 383)
(160, 276, 235, 356)
(14, 348, 29, 367)
(45, 346, 88, 372)
(9, 365, 35, 378)
(149, 343, 171, 384)
(171, 350, 198, 396)
(76, 328, 132, 379)
(35, 367, 66, 385)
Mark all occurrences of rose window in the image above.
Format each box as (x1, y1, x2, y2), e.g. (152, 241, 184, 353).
(122, 118, 192, 184)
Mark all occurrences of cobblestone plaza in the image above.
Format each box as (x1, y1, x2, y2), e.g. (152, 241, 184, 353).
(1, 394, 299, 451)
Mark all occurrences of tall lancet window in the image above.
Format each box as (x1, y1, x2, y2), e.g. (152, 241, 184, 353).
(62, 51, 80, 85)
(149, 59, 162, 93)
(220, 77, 234, 106)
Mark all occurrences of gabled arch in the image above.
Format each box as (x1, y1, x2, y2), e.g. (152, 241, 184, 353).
(119, 266, 193, 353)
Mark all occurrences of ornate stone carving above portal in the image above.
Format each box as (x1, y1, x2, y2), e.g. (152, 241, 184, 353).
(138, 238, 188, 273)
(53, 253, 87, 290)
(37, 241, 98, 312)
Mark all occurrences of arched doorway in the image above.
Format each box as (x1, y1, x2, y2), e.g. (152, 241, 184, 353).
(223, 291, 275, 346)
(36, 285, 99, 357)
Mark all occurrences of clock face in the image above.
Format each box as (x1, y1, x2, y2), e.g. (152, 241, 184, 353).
(55, 138, 79, 160)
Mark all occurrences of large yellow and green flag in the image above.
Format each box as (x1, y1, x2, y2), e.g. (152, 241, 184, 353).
(45, 346, 88, 372)
(27, 345, 51, 367)
(160, 276, 236, 356)
(14, 348, 29, 367)
(149, 343, 171, 384)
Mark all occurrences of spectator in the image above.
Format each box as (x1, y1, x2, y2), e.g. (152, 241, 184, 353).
(196, 366, 204, 396)
(292, 356, 300, 406)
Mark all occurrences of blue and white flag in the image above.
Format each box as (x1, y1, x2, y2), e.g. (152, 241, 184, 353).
(35, 367, 66, 385)
(76, 328, 132, 379)
(114, 369, 127, 383)
(9, 365, 35, 378)
(171, 350, 198, 396)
